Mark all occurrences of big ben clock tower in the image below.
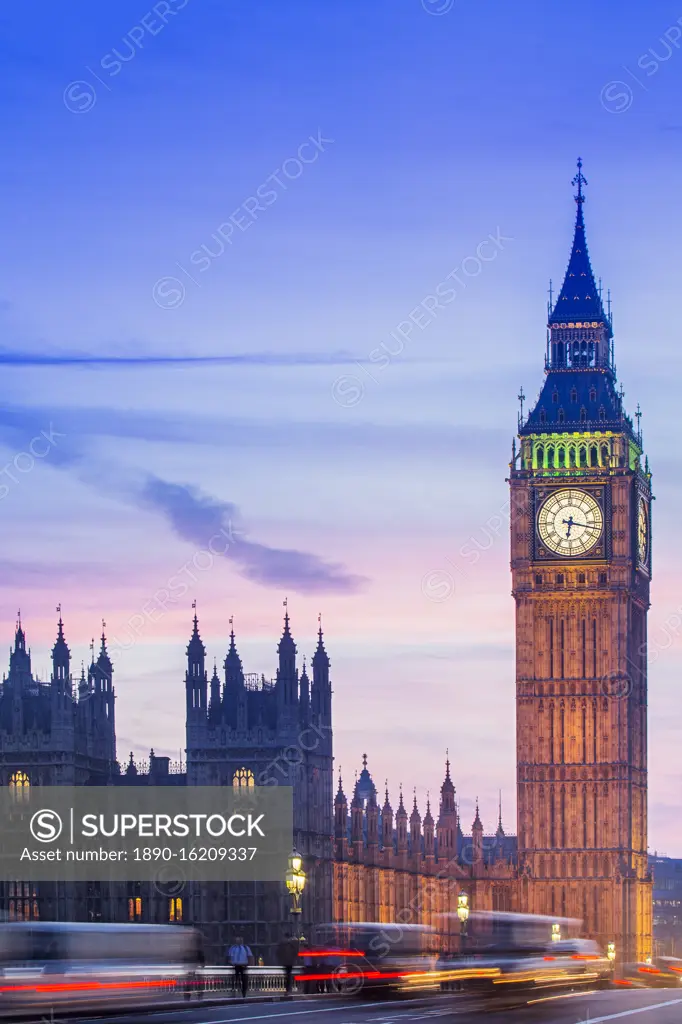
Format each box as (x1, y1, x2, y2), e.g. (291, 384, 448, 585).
(511, 161, 652, 963)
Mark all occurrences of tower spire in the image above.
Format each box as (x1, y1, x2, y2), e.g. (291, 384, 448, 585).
(187, 602, 205, 658)
(496, 790, 505, 838)
(14, 609, 25, 651)
(51, 604, 70, 687)
(548, 158, 610, 337)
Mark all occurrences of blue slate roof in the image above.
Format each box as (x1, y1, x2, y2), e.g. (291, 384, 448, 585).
(521, 369, 633, 436)
(549, 171, 610, 330)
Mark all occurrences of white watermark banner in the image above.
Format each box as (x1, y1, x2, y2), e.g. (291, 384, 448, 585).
(0, 786, 292, 882)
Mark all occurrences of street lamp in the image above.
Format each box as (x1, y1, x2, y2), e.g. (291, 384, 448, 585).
(457, 892, 469, 951)
(551, 922, 561, 943)
(607, 942, 616, 962)
(285, 851, 306, 944)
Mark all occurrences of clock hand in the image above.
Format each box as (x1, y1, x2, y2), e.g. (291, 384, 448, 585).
(562, 515, 575, 538)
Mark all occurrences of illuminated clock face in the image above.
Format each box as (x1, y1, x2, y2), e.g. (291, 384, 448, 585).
(638, 498, 649, 564)
(537, 489, 603, 557)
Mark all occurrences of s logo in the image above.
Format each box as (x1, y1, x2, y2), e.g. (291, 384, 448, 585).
(30, 809, 63, 843)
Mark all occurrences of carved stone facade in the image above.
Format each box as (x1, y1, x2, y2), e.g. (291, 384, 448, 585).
(0, 609, 334, 963)
(332, 757, 517, 949)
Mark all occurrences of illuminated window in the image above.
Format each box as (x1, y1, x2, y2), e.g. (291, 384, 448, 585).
(9, 772, 30, 802)
(128, 897, 142, 921)
(232, 768, 255, 790)
(8, 882, 35, 921)
(169, 897, 183, 923)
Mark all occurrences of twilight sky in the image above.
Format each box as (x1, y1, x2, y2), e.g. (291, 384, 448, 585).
(1, 0, 681, 851)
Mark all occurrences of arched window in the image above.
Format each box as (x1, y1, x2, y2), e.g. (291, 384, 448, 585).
(8, 881, 36, 921)
(589, 444, 598, 467)
(540, 409, 547, 424)
(546, 445, 555, 468)
(601, 443, 609, 466)
(169, 897, 183, 923)
(590, 387, 597, 402)
(570, 387, 578, 403)
(580, 407, 587, 423)
(232, 767, 255, 790)
(9, 772, 30, 803)
(558, 408, 565, 424)
(128, 897, 142, 921)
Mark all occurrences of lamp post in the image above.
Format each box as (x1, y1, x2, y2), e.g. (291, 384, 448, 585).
(457, 892, 469, 953)
(551, 922, 561, 943)
(607, 942, 616, 963)
(285, 851, 307, 947)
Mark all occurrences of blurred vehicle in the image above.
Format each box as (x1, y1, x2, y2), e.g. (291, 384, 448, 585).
(533, 938, 614, 990)
(656, 956, 682, 982)
(0, 921, 203, 1017)
(436, 914, 612, 998)
(302, 922, 439, 997)
(622, 957, 682, 988)
(463, 910, 583, 954)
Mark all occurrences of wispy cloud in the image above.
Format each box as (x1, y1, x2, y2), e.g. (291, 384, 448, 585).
(0, 405, 368, 596)
(139, 476, 366, 594)
(0, 348, 361, 368)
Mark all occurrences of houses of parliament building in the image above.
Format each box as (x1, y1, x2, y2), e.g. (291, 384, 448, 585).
(0, 162, 653, 963)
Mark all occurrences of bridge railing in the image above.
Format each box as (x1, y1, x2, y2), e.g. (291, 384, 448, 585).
(195, 966, 335, 996)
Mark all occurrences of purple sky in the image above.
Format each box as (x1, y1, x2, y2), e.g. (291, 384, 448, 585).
(1, 0, 681, 852)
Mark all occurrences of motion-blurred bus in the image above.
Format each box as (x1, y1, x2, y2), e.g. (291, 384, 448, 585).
(303, 922, 439, 996)
(437, 912, 613, 995)
(0, 921, 204, 1017)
